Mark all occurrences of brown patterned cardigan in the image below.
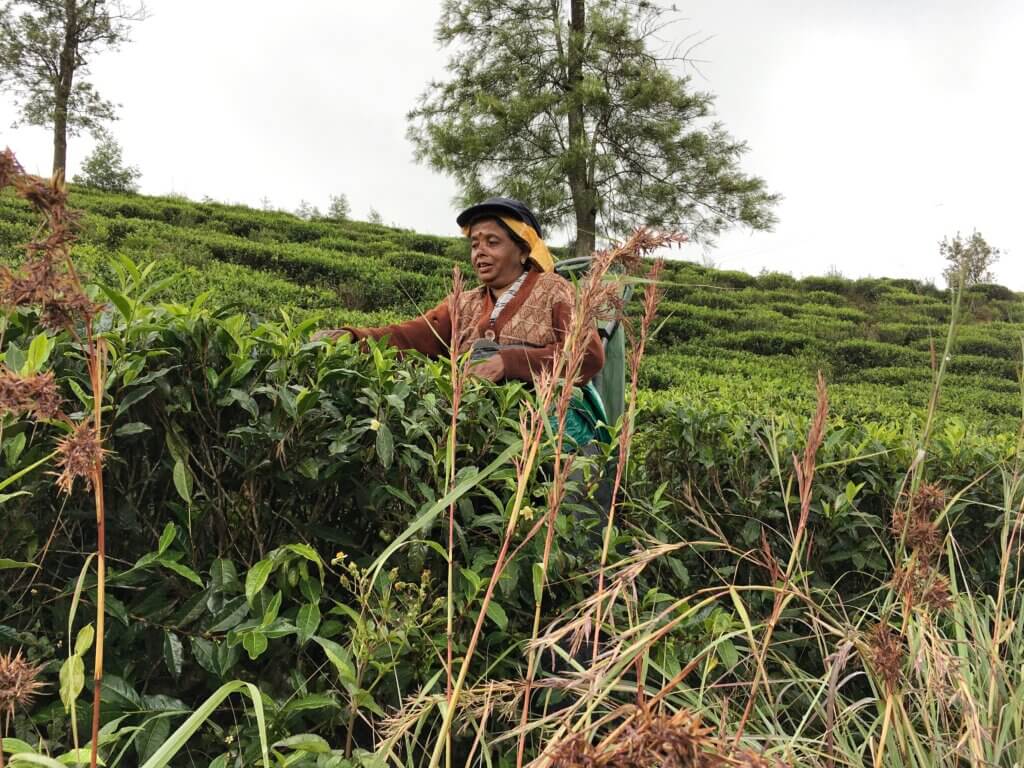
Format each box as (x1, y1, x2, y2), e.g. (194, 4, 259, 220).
(337, 268, 605, 383)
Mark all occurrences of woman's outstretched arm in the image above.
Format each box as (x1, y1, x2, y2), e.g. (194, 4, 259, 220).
(314, 298, 453, 358)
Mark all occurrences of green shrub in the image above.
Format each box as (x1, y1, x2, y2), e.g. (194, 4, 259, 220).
(711, 269, 757, 289)
(875, 322, 934, 346)
(947, 353, 1019, 381)
(831, 339, 924, 373)
(756, 271, 797, 290)
(719, 329, 816, 356)
(800, 275, 850, 295)
(968, 282, 1018, 302)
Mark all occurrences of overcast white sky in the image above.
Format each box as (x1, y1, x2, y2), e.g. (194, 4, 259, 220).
(2, 1, 1022, 287)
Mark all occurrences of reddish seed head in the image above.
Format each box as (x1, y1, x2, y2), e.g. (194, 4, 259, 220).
(13, 172, 68, 216)
(55, 421, 106, 494)
(0, 368, 63, 420)
(892, 483, 946, 559)
(912, 483, 946, 518)
(866, 623, 904, 693)
(0, 148, 24, 189)
(0, 648, 46, 722)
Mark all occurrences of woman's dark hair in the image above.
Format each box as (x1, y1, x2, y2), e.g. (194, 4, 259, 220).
(466, 214, 530, 255)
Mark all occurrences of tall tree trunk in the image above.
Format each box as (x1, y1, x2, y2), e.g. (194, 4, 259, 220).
(52, 0, 78, 175)
(567, 0, 596, 258)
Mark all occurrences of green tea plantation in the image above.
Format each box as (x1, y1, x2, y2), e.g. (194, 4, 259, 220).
(2, 182, 1024, 767)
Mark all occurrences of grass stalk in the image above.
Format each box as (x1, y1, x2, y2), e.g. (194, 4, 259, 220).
(87, 337, 106, 768)
(444, 267, 465, 768)
(592, 258, 663, 661)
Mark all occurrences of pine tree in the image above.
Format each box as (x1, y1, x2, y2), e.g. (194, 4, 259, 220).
(0, 0, 147, 173)
(409, 0, 778, 256)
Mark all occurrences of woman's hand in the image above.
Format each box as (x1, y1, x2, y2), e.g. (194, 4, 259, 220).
(312, 328, 346, 342)
(470, 354, 505, 382)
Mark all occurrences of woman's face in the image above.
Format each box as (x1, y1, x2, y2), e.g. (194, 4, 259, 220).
(469, 219, 527, 290)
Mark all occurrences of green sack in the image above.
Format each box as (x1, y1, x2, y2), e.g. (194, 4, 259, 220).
(551, 382, 611, 450)
(468, 339, 611, 449)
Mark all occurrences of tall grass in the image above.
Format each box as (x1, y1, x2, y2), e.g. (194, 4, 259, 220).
(372, 249, 1024, 766)
(1, 152, 110, 768)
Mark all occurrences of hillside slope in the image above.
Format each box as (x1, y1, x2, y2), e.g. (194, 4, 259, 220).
(2, 186, 1021, 429)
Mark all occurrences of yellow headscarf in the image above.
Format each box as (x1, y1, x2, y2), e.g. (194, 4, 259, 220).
(462, 216, 554, 273)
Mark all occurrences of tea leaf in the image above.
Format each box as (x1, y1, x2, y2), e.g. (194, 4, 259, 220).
(375, 422, 394, 468)
(245, 558, 274, 604)
(486, 601, 508, 631)
(295, 602, 321, 646)
(163, 631, 184, 679)
(172, 460, 192, 505)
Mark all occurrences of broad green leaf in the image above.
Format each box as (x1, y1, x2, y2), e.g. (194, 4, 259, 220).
(295, 602, 321, 645)
(207, 596, 249, 633)
(58, 655, 85, 712)
(141, 693, 188, 712)
(3, 343, 26, 374)
(99, 284, 133, 321)
(532, 562, 545, 604)
(273, 733, 331, 753)
(115, 385, 155, 417)
(261, 591, 282, 626)
(157, 523, 175, 555)
(313, 636, 356, 689)
(67, 378, 92, 408)
(209, 558, 240, 592)
(3, 432, 26, 465)
(115, 421, 151, 437)
(0, 737, 35, 754)
(282, 694, 338, 714)
(23, 333, 54, 375)
(215, 642, 241, 677)
(375, 423, 394, 468)
(100, 675, 144, 709)
(353, 689, 385, 717)
(227, 388, 258, 417)
(8, 755, 67, 767)
(74, 624, 94, 656)
(241, 630, 268, 660)
(105, 593, 130, 626)
(172, 460, 192, 505)
(159, 559, 203, 587)
(164, 426, 188, 464)
(717, 638, 739, 668)
(163, 632, 184, 679)
(245, 558, 274, 604)
(57, 750, 106, 766)
(299, 575, 322, 603)
(135, 716, 171, 764)
(189, 637, 217, 676)
(282, 544, 324, 581)
(486, 601, 508, 631)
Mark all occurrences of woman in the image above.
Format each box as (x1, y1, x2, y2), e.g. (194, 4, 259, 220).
(315, 198, 605, 387)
